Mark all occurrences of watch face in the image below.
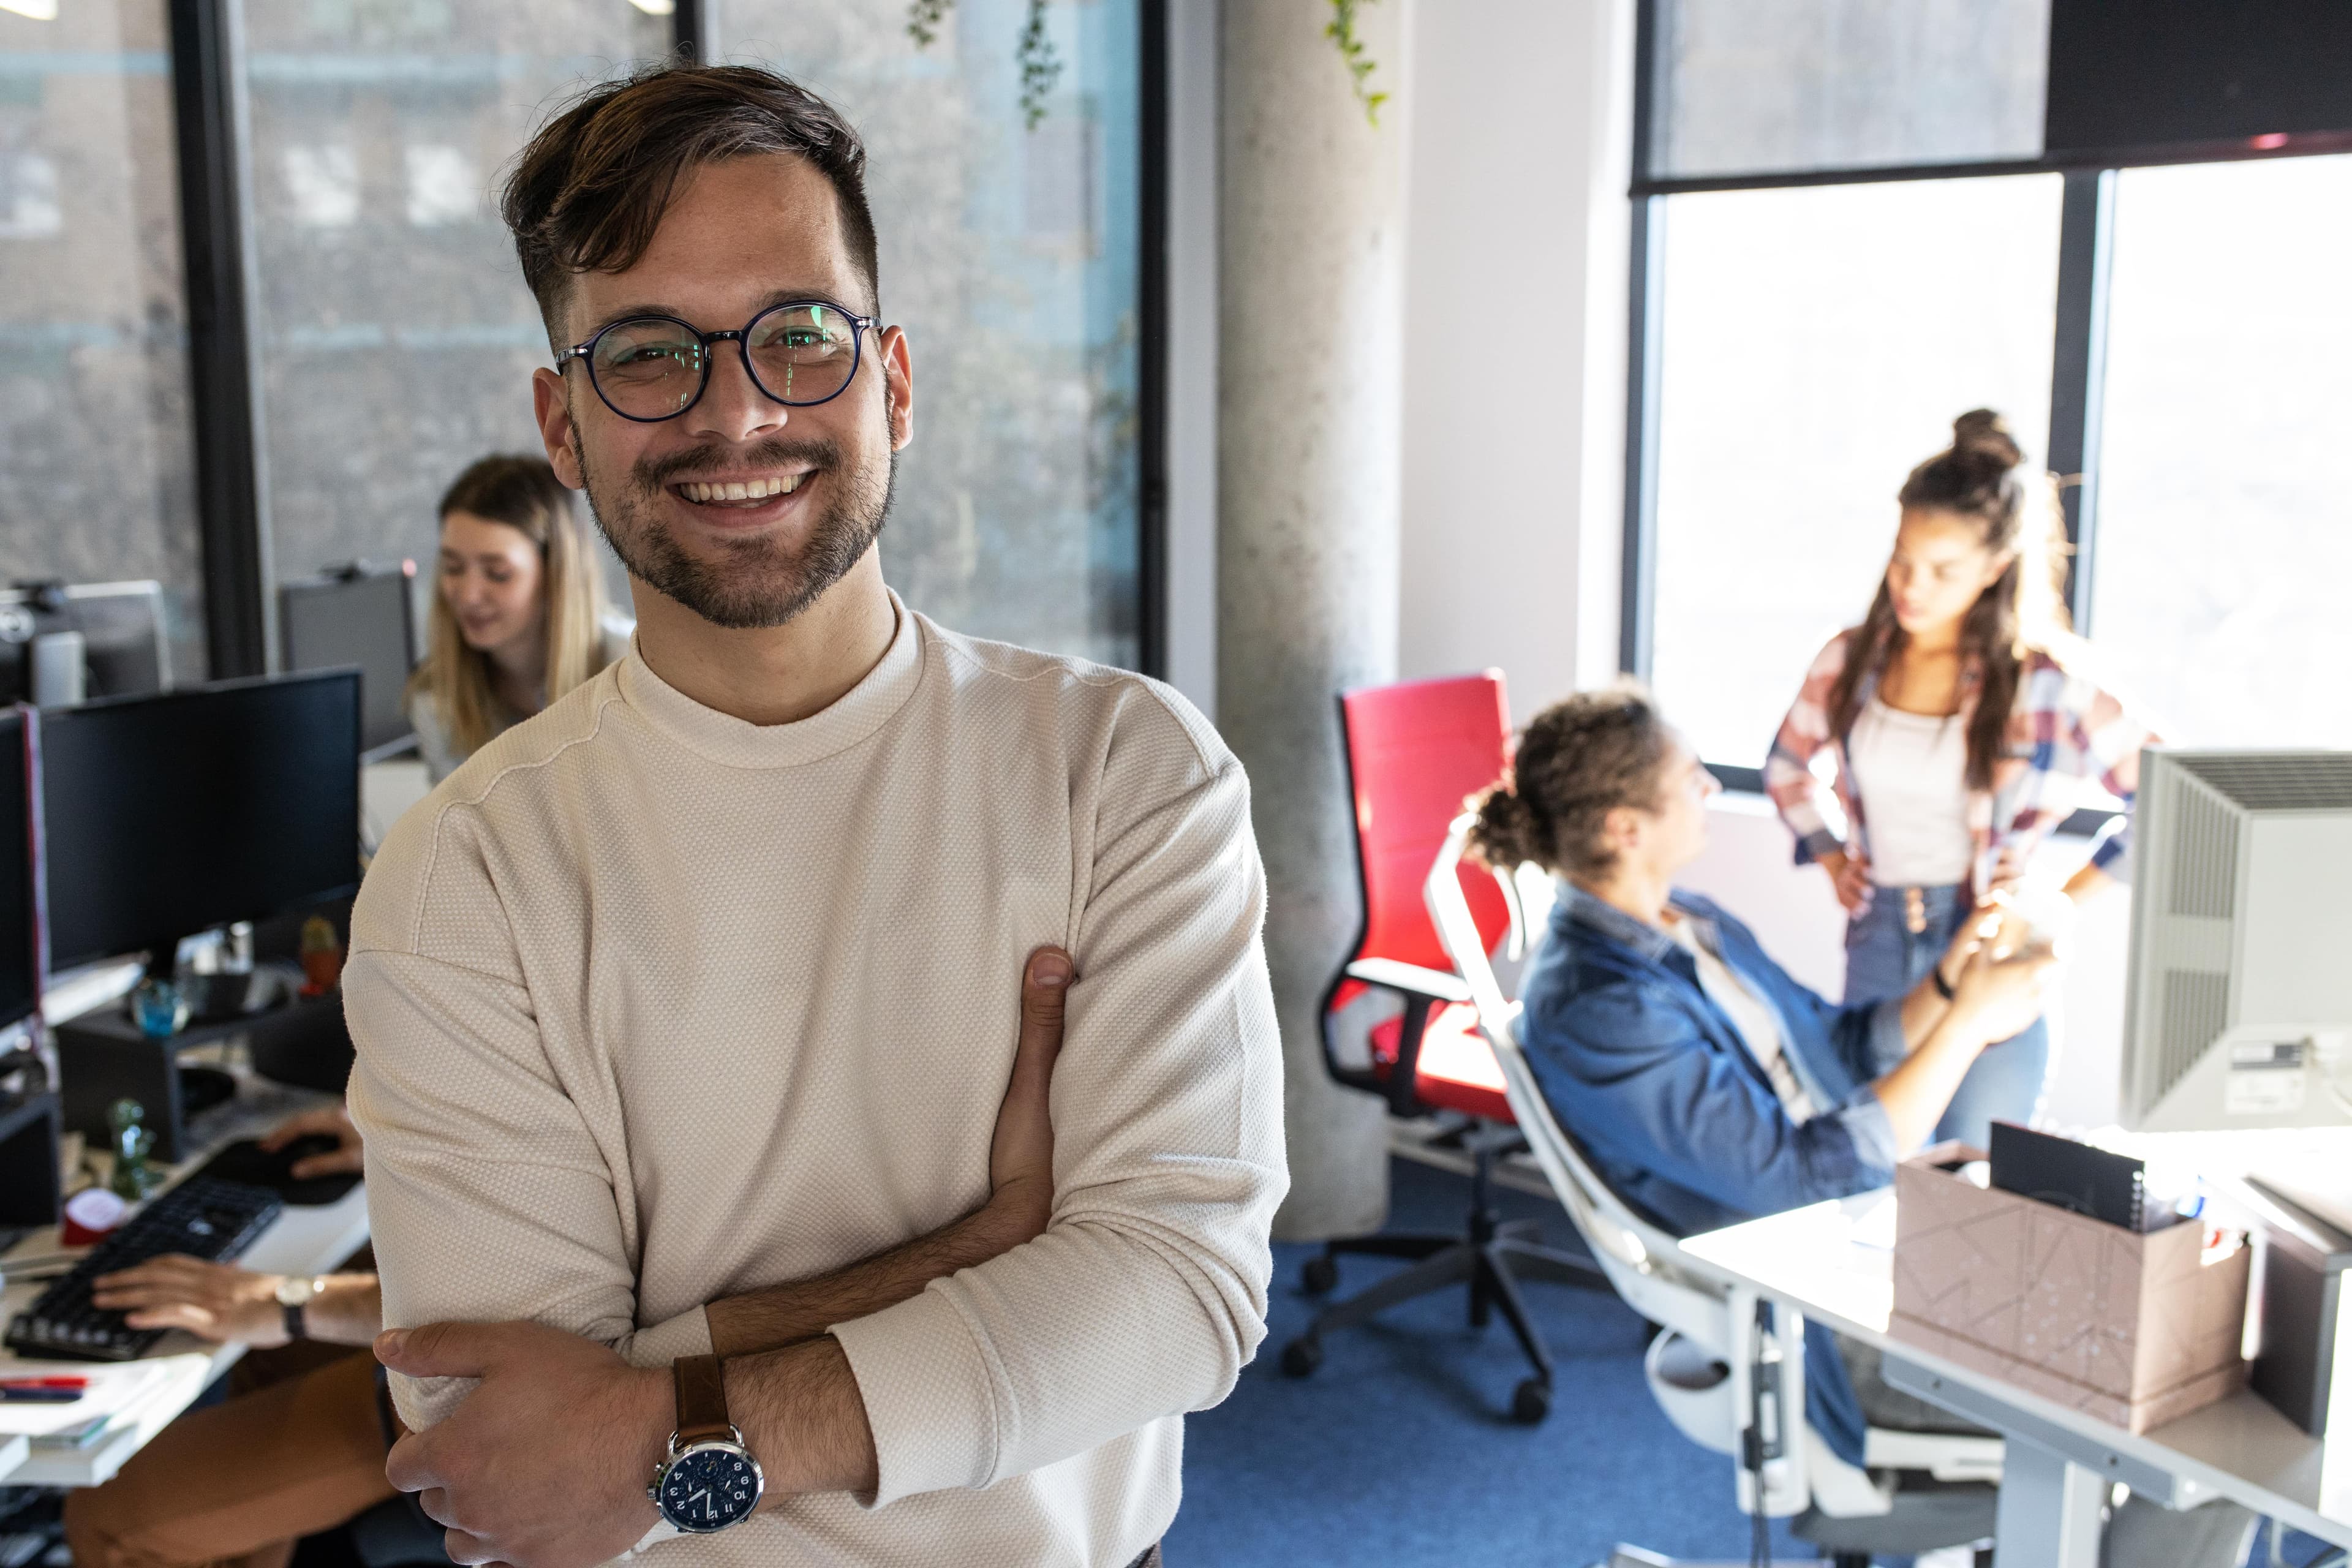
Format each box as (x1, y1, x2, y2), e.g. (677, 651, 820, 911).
(655, 1443, 762, 1533)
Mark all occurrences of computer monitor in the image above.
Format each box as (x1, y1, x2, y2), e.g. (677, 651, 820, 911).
(36, 670, 361, 972)
(0, 709, 37, 1031)
(2120, 748, 2352, 1133)
(0, 580, 171, 705)
(279, 562, 418, 761)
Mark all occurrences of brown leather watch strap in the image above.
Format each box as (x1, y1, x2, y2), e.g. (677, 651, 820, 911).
(673, 1355, 734, 1446)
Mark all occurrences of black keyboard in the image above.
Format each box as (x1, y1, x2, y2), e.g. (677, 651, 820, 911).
(5, 1178, 284, 1362)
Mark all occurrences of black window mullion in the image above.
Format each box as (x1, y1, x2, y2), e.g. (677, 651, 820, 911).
(170, 0, 274, 680)
(672, 0, 709, 64)
(1619, 0, 1664, 680)
(1134, 0, 1169, 680)
(2046, 167, 2117, 633)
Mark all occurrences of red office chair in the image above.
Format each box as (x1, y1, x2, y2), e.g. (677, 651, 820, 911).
(1280, 673, 1607, 1422)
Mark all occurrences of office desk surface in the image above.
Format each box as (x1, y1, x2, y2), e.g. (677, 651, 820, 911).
(1684, 1191, 2352, 1551)
(0, 1077, 369, 1489)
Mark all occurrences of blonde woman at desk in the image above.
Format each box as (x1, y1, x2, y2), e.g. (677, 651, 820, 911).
(1765, 410, 2158, 1149)
(406, 454, 634, 785)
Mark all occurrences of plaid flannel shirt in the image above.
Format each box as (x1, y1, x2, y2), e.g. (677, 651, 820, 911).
(1763, 630, 2157, 889)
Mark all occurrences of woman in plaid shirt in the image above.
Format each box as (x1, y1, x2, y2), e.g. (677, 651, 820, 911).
(1765, 410, 2158, 1147)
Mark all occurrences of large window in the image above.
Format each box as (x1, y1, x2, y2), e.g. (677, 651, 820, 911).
(2090, 154, 2352, 747)
(243, 0, 671, 586)
(0, 0, 205, 679)
(1628, 0, 2352, 776)
(1, 1, 1159, 687)
(718, 0, 1147, 668)
(1649, 176, 2062, 767)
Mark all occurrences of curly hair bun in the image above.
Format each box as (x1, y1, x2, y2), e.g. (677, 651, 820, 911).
(1951, 408, 2022, 469)
(1465, 782, 1549, 873)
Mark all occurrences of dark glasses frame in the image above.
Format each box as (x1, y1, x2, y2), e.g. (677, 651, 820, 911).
(554, 299, 882, 423)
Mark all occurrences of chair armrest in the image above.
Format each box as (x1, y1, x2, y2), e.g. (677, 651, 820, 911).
(1863, 1429, 2003, 1483)
(1343, 959, 1472, 1003)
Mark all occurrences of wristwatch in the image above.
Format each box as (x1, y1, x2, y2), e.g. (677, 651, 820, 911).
(275, 1275, 324, 1341)
(649, 1355, 764, 1534)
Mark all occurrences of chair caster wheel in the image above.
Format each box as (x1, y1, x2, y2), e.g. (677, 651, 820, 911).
(1281, 1337, 1323, 1378)
(1302, 1256, 1338, 1294)
(1510, 1377, 1551, 1423)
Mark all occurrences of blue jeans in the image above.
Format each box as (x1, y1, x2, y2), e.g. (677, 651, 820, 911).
(1842, 881, 2049, 1148)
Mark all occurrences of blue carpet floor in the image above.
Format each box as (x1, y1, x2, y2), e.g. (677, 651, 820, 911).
(1169, 1155, 1811, 1567)
(1169, 1156, 2330, 1568)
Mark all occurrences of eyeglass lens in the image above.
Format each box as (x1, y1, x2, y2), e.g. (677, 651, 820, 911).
(589, 304, 860, 418)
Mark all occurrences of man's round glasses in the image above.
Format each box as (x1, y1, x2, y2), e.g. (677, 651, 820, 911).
(554, 300, 880, 423)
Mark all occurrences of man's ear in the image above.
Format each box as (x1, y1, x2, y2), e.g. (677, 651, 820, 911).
(533, 368, 586, 490)
(877, 325, 914, 451)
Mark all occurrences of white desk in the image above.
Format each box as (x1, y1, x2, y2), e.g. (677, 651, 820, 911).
(0, 1075, 369, 1489)
(1684, 1191, 2352, 1568)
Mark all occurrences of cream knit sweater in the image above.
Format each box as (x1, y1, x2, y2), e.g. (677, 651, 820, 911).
(345, 601, 1287, 1567)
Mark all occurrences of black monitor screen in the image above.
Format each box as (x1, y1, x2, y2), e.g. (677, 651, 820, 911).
(39, 672, 361, 969)
(0, 711, 34, 1029)
(281, 567, 416, 758)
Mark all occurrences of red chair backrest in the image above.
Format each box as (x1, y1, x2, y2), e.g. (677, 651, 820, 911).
(1335, 673, 1516, 982)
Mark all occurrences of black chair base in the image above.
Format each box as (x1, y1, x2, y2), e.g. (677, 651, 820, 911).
(1279, 1134, 1609, 1422)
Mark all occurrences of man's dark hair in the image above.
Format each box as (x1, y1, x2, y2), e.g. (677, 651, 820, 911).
(501, 63, 880, 336)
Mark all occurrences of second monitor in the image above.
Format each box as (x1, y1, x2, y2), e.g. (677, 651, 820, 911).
(279, 562, 418, 762)
(37, 669, 363, 974)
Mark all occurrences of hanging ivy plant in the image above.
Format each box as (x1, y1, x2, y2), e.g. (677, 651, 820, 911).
(1325, 0, 1388, 126)
(906, 0, 952, 47)
(907, 1, 1388, 132)
(905, 0, 1061, 130)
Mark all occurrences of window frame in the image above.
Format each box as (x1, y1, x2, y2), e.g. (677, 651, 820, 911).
(1623, 0, 2352, 808)
(164, 0, 1170, 681)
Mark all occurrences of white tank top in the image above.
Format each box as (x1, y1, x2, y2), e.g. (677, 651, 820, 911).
(1849, 696, 1975, 888)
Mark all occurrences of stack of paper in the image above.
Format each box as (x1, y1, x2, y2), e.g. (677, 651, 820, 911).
(0, 1360, 176, 1451)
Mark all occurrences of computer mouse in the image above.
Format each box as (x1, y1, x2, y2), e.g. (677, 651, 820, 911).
(271, 1134, 344, 1176)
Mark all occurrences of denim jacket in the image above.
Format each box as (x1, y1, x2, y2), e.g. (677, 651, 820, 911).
(1517, 884, 1910, 1467)
(1516, 884, 1912, 1239)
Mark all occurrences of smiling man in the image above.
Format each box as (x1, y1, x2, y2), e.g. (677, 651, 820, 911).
(342, 65, 1285, 1568)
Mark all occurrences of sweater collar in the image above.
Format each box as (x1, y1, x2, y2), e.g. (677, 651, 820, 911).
(615, 590, 925, 769)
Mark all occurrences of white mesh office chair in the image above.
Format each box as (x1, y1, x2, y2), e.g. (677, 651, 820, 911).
(1420, 814, 2002, 1568)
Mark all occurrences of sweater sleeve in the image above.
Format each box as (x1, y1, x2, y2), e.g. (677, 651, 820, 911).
(827, 731, 1289, 1507)
(1765, 633, 1852, 864)
(344, 823, 710, 1434)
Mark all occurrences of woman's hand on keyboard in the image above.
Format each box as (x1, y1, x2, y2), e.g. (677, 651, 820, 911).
(88, 1254, 289, 1346)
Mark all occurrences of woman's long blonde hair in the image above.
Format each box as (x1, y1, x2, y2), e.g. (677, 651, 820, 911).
(407, 454, 612, 758)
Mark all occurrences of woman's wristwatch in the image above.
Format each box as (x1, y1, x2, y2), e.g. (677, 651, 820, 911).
(275, 1275, 325, 1341)
(649, 1355, 764, 1534)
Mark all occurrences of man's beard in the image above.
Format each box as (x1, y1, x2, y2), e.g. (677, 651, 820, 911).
(576, 424, 895, 631)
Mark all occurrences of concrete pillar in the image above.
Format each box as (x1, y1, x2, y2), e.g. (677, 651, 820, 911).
(1218, 0, 1409, 1242)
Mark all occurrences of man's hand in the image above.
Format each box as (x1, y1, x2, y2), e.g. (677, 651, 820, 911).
(89, 1256, 287, 1346)
(985, 946, 1072, 1243)
(1946, 929, 2060, 1047)
(261, 1103, 366, 1178)
(379, 1321, 669, 1568)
